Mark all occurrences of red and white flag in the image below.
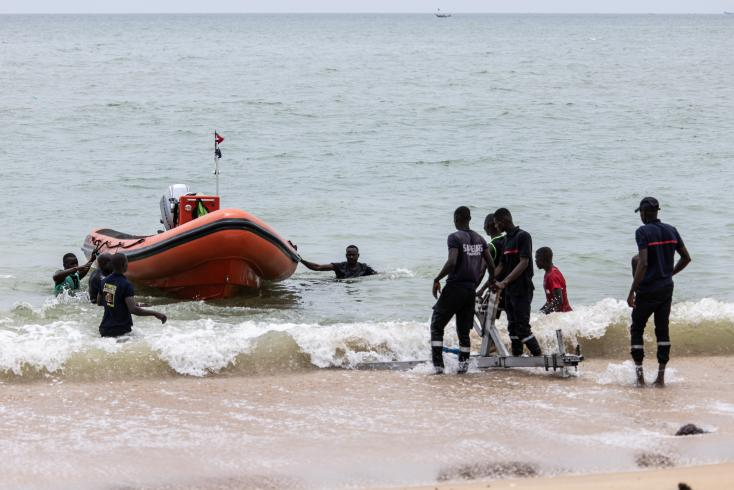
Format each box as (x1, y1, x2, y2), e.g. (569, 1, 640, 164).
(215, 132, 224, 145)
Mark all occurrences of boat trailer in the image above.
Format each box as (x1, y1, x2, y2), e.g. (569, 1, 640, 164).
(357, 293, 584, 376)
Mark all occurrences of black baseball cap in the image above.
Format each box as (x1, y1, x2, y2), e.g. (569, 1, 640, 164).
(635, 197, 660, 213)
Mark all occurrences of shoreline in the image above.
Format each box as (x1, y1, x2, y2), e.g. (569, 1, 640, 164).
(2, 359, 733, 489)
(386, 463, 734, 490)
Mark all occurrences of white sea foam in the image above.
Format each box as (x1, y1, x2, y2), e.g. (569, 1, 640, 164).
(0, 298, 731, 379)
(596, 360, 682, 386)
(0, 321, 90, 375)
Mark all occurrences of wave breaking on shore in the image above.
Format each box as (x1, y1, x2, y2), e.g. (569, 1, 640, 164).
(1, 297, 732, 381)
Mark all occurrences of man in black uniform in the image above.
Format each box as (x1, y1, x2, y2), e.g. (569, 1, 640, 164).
(481, 212, 506, 319)
(628, 197, 691, 387)
(431, 206, 494, 374)
(301, 245, 377, 279)
(492, 208, 542, 357)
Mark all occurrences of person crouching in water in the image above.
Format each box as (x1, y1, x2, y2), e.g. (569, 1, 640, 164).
(98, 253, 166, 337)
(492, 208, 542, 356)
(53, 252, 95, 296)
(431, 206, 494, 374)
(301, 245, 377, 278)
(535, 247, 572, 314)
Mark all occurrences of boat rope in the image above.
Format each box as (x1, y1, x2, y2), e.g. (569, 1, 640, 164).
(91, 237, 146, 251)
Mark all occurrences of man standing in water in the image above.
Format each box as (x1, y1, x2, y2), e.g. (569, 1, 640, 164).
(482, 212, 507, 319)
(628, 197, 691, 387)
(431, 206, 494, 374)
(98, 253, 166, 337)
(88, 253, 113, 305)
(535, 247, 572, 314)
(492, 208, 542, 357)
(301, 245, 377, 279)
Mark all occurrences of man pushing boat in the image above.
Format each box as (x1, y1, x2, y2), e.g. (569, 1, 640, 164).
(301, 245, 377, 279)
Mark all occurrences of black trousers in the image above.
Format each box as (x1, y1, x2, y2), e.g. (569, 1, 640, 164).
(504, 291, 542, 356)
(430, 284, 475, 368)
(630, 286, 673, 365)
(99, 324, 132, 338)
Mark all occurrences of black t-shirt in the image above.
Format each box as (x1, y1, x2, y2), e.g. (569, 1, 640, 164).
(501, 226, 534, 295)
(446, 229, 488, 289)
(331, 262, 377, 279)
(99, 273, 135, 336)
(635, 220, 684, 293)
(488, 234, 506, 267)
(88, 269, 106, 304)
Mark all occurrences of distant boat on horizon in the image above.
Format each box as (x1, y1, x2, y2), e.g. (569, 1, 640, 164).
(435, 8, 452, 18)
(725, 11, 734, 15)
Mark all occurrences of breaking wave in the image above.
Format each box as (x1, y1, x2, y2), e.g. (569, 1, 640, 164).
(0, 298, 732, 381)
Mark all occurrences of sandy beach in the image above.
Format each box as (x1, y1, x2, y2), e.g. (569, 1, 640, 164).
(2, 357, 733, 489)
(391, 463, 734, 490)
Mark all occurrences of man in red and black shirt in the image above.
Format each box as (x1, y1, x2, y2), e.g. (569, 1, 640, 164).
(492, 208, 542, 357)
(628, 197, 691, 387)
(535, 247, 572, 314)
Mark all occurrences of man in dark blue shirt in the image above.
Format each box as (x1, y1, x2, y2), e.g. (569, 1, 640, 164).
(492, 208, 542, 357)
(431, 206, 494, 374)
(98, 254, 167, 337)
(628, 197, 691, 387)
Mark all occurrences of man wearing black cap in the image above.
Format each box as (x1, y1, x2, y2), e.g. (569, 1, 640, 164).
(628, 197, 691, 387)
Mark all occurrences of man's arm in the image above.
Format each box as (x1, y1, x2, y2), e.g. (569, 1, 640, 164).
(628, 248, 648, 308)
(433, 248, 459, 298)
(124, 296, 167, 323)
(481, 248, 494, 283)
(479, 262, 502, 295)
(52, 256, 95, 284)
(540, 289, 563, 314)
(77, 258, 93, 280)
(673, 246, 691, 275)
(300, 259, 336, 272)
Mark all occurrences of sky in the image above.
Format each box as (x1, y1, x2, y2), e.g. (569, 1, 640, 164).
(1, 1, 733, 14)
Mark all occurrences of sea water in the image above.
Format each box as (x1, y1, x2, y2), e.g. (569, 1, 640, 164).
(0, 13, 733, 488)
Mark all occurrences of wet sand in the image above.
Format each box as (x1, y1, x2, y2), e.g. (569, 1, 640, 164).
(1, 357, 733, 489)
(392, 463, 734, 490)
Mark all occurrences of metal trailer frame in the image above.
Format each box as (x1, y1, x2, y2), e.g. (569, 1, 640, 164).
(356, 293, 584, 376)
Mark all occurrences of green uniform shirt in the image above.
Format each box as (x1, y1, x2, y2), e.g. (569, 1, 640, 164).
(54, 272, 80, 296)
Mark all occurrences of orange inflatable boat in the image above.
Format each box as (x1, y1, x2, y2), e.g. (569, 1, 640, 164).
(82, 186, 300, 300)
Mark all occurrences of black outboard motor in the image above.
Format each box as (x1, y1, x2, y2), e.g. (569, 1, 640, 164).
(159, 184, 191, 230)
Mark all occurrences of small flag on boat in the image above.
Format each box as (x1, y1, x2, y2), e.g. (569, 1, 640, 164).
(214, 131, 223, 160)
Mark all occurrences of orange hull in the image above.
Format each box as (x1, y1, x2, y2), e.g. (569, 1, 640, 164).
(82, 209, 300, 300)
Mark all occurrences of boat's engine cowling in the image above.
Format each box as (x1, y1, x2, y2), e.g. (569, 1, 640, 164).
(160, 184, 191, 230)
